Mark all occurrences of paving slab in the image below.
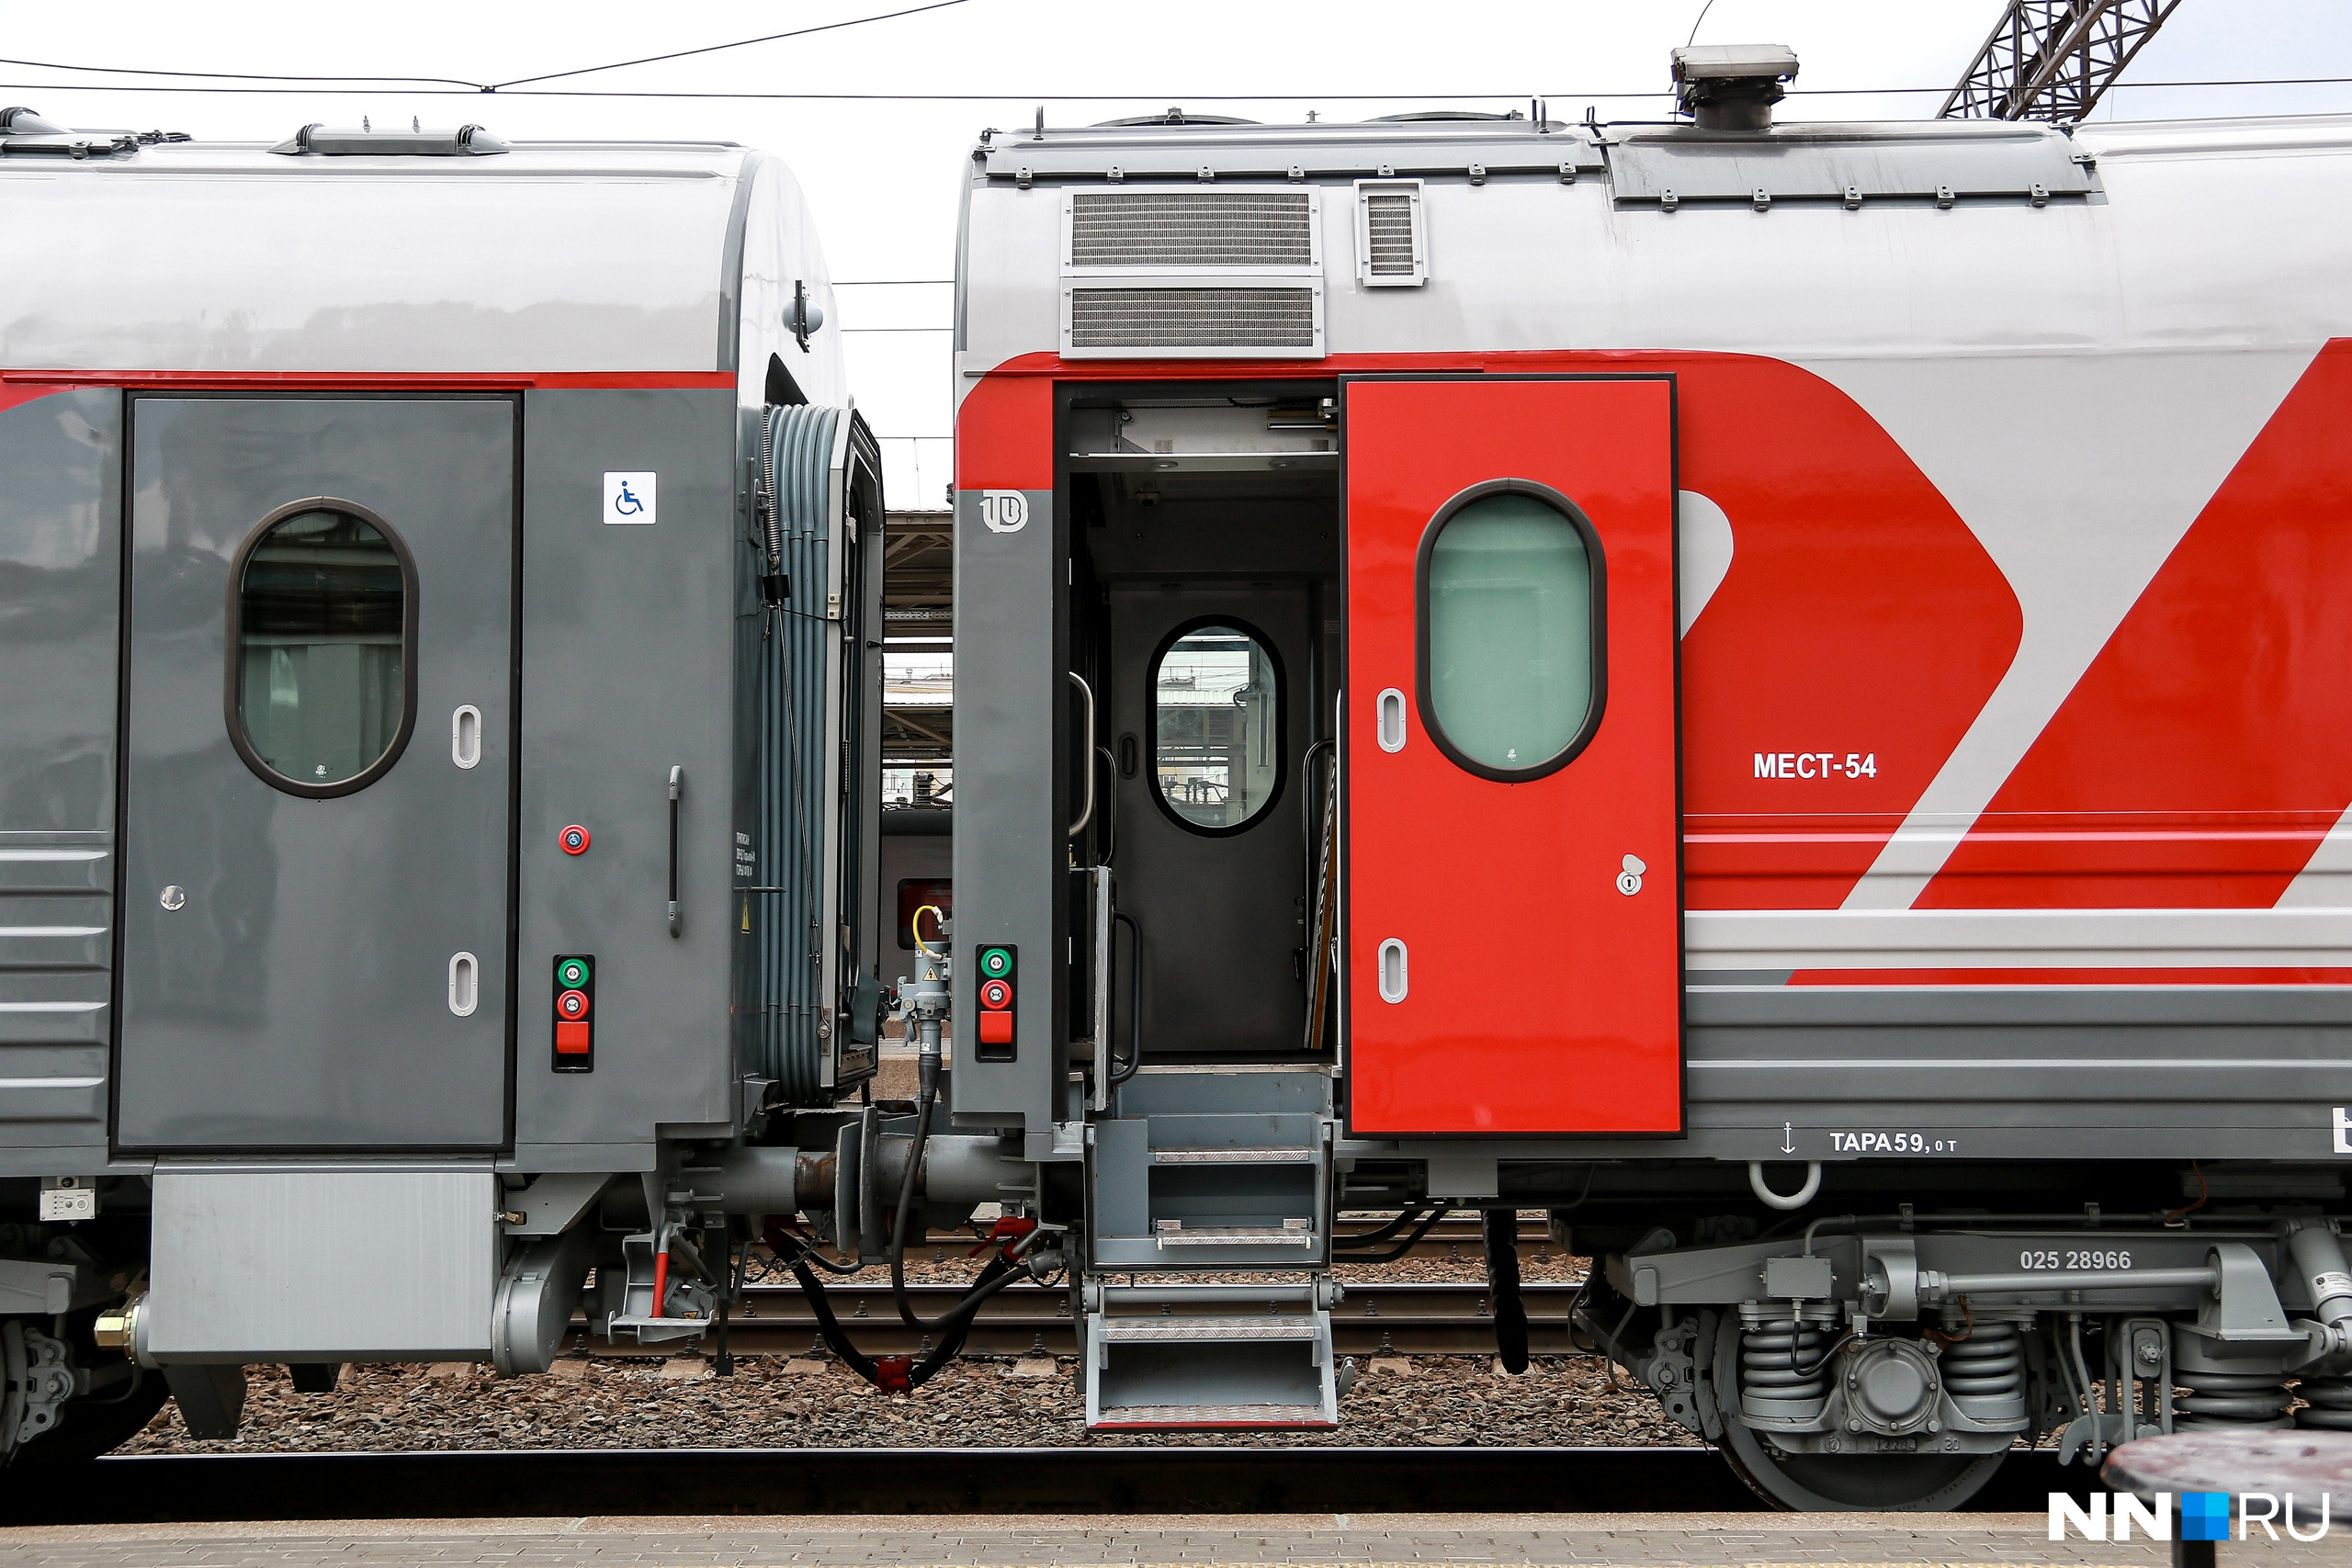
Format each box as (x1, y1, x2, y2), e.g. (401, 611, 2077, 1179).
(0, 1513, 2340, 1568)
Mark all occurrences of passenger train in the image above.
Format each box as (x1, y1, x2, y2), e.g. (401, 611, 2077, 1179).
(7, 44, 2352, 1509)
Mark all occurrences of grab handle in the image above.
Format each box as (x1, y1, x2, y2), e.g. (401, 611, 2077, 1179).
(667, 765, 684, 938)
(1068, 672, 1096, 840)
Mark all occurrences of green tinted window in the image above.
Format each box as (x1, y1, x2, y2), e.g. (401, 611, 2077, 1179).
(1424, 492, 1595, 774)
(235, 508, 408, 788)
(1154, 624, 1280, 831)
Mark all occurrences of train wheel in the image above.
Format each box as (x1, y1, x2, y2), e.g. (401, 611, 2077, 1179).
(1717, 1416, 2007, 1511)
(1707, 1310, 2006, 1511)
(14, 1371, 168, 1465)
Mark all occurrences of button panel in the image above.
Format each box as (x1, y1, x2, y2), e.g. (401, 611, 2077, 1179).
(976, 943, 1016, 1061)
(552, 953, 594, 1071)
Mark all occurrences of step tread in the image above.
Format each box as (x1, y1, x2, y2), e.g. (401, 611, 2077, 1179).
(1092, 1402, 1334, 1429)
(1099, 1314, 1322, 1342)
(1150, 1146, 1317, 1165)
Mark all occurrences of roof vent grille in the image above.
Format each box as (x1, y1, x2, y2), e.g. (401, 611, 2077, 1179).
(1067, 286, 1320, 355)
(1355, 180, 1426, 288)
(1069, 190, 1314, 268)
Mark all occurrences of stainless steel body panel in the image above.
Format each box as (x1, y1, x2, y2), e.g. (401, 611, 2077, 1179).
(117, 397, 515, 1151)
(145, 1166, 497, 1359)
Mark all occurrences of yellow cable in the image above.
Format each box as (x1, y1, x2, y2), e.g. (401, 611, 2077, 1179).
(912, 903, 944, 957)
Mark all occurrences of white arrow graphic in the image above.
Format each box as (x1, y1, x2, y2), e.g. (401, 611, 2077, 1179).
(1781, 1122, 1795, 1155)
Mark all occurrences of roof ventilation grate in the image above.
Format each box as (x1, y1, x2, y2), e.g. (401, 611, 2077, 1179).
(1068, 286, 1319, 354)
(1069, 190, 1313, 267)
(1355, 179, 1426, 288)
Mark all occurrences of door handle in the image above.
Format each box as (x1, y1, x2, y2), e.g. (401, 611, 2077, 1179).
(667, 765, 684, 938)
(451, 705, 482, 769)
(1376, 688, 1408, 753)
(447, 951, 480, 1017)
(1377, 938, 1408, 1004)
(1068, 671, 1096, 840)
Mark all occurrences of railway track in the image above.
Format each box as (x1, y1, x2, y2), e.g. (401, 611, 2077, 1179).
(672, 1280, 1587, 1359)
(0, 1447, 2086, 1524)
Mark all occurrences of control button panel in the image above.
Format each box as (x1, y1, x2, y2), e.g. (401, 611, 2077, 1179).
(553, 953, 594, 1071)
(976, 943, 1015, 1060)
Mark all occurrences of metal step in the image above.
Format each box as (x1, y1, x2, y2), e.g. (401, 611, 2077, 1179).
(1153, 1217, 1314, 1247)
(1083, 1280, 1340, 1430)
(1150, 1146, 1317, 1165)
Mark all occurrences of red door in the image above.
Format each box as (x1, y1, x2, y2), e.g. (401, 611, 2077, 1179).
(1344, 377, 1681, 1135)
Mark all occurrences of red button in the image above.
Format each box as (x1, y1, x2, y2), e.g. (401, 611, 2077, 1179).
(555, 1021, 592, 1055)
(979, 977, 1012, 1010)
(978, 1010, 1014, 1045)
(557, 988, 591, 1021)
(560, 825, 591, 855)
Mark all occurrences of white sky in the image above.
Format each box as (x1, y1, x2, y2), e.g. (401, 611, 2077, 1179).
(10, 0, 2351, 507)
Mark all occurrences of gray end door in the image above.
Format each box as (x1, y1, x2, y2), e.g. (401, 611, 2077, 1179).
(117, 398, 515, 1150)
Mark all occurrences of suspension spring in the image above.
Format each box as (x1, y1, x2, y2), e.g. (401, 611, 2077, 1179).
(1737, 1301, 1838, 1424)
(2296, 1374, 2352, 1430)
(1939, 1318, 2028, 1422)
(2177, 1367, 2295, 1429)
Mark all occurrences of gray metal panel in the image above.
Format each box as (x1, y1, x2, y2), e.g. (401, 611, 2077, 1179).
(1604, 123, 2098, 206)
(145, 1166, 497, 1359)
(983, 124, 1604, 183)
(117, 398, 514, 1151)
(514, 389, 739, 1155)
(950, 487, 1060, 1134)
(0, 388, 120, 1161)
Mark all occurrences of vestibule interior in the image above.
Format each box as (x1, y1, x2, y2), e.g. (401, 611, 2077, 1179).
(1066, 384, 1342, 1065)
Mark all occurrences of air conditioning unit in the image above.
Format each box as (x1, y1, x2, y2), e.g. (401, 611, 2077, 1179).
(1058, 187, 1326, 359)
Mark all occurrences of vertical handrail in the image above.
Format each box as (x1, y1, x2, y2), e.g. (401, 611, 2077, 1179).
(1067, 672, 1096, 839)
(667, 765, 684, 938)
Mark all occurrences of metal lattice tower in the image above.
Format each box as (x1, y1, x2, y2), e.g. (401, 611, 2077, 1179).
(1939, 0, 2182, 122)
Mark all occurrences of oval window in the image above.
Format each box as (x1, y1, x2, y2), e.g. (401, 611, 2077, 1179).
(1151, 622, 1282, 833)
(230, 503, 414, 795)
(1419, 486, 1602, 780)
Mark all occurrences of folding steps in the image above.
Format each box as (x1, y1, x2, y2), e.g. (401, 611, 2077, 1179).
(1083, 1280, 1341, 1429)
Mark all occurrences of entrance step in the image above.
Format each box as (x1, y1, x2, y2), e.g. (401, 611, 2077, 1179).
(1083, 1280, 1340, 1430)
(1088, 1111, 1329, 1270)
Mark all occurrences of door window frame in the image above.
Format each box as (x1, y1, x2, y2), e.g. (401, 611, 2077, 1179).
(1144, 613, 1289, 838)
(222, 494, 421, 799)
(1413, 476, 1608, 784)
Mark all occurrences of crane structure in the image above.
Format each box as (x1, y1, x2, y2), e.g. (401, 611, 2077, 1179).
(1940, 0, 2181, 122)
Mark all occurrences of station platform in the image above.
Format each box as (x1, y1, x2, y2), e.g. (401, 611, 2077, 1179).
(2, 1513, 2331, 1568)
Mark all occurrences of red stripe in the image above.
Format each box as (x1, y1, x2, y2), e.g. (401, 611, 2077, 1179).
(1920, 340, 2352, 909)
(0, 369, 736, 390)
(1787, 966, 2352, 987)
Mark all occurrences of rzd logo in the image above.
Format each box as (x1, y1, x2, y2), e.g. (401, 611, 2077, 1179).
(979, 491, 1029, 534)
(2051, 1491, 2331, 1543)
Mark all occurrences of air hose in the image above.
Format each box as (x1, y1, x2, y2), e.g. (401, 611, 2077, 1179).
(770, 1226, 1019, 1393)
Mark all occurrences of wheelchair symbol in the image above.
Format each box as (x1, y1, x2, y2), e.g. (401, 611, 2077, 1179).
(614, 482, 644, 516)
(603, 471, 656, 525)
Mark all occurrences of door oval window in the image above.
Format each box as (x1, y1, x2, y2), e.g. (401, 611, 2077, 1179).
(1419, 483, 1604, 782)
(1150, 621, 1283, 833)
(229, 502, 416, 796)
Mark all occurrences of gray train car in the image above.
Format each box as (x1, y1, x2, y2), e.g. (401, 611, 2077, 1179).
(0, 110, 885, 1453)
(933, 52, 2352, 1506)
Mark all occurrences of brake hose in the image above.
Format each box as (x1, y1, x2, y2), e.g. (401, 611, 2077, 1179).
(1331, 1204, 1452, 1263)
(775, 1230, 1020, 1391)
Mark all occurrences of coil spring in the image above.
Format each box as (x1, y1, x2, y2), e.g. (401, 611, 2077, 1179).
(1739, 1308, 1833, 1404)
(2177, 1368, 2295, 1429)
(2296, 1374, 2352, 1430)
(1939, 1320, 2025, 1401)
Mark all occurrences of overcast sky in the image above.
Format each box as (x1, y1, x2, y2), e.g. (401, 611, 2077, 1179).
(10, 0, 2350, 506)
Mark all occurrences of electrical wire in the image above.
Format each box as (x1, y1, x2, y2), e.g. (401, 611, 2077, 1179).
(14, 77, 2352, 104)
(487, 1, 979, 90)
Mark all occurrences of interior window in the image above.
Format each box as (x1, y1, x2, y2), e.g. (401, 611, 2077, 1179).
(1152, 623, 1281, 831)
(233, 506, 411, 792)
(1422, 490, 1599, 777)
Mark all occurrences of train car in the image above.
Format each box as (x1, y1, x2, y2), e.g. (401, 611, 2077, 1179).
(0, 109, 891, 1455)
(940, 51, 2352, 1506)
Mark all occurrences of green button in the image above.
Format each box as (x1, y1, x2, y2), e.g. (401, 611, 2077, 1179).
(980, 947, 1012, 978)
(557, 957, 591, 988)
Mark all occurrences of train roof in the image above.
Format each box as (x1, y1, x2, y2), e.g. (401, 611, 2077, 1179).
(0, 128, 836, 381)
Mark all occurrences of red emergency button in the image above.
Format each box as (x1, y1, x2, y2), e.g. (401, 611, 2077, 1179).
(560, 824, 591, 855)
(555, 1021, 592, 1055)
(978, 1010, 1014, 1045)
(980, 977, 1012, 1010)
(557, 988, 591, 1021)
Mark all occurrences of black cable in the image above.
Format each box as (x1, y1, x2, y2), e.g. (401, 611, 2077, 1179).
(1330, 1203, 1436, 1247)
(1331, 1205, 1450, 1263)
(763, 1220, 865, 1274)
(489, 0, 978, 89)
(1484, 1208, 1530, 1375)
(1106, 908, 1143, 1087)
